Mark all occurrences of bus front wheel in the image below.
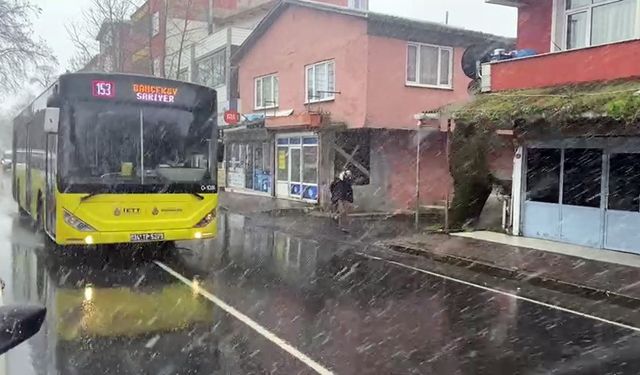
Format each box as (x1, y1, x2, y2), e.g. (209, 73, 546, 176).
(16, 187, 29, 219)
(34, 195, 44, 233)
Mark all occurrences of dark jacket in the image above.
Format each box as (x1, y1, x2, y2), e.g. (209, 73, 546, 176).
(330, 178, 353, 204)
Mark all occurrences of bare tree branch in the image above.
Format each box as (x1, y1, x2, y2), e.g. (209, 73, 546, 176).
(66, 0, 144, 72)
(0, 0, 57, 92)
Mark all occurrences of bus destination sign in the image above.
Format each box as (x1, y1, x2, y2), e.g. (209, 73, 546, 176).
(133, 84, 179, 103)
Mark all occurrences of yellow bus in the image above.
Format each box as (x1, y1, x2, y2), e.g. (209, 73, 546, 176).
(12, 73, 220, 245)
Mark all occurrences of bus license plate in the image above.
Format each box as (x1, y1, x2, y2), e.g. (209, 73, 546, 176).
(130, 233, 165, 242)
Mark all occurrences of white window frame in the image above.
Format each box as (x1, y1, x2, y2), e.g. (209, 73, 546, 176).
(405, 42, 453, 90)
(348, 0, 368, 10)
(255, 74, 279, 110)
(556, 0, 640, 50)
(305, 60, 336, 104)
(152, 11, 160, 37)
(195, 49, 226, 88)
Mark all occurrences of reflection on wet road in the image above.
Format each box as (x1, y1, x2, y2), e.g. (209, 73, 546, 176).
(2, 189, 640, 374)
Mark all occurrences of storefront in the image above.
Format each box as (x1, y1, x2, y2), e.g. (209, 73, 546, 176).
(275, 133, 319, 202)
(516, 137, 640, 254)
(224, 127, 274, 195)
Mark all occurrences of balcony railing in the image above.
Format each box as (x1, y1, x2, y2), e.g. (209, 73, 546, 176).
(482, 39, 640, 92)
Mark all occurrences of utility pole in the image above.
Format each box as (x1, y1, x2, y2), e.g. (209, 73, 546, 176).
(444, 119, 451, 233)
(415, 124, 421, 229)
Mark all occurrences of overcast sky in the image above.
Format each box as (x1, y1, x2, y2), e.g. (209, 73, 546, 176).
(31, 0, 517, 71)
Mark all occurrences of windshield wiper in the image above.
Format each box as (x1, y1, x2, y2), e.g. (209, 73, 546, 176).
(191, 193, 205, 200)
(80, 193, 101, 202)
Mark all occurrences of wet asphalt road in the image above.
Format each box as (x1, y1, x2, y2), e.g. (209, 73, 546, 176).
(2, 187, 640, 374)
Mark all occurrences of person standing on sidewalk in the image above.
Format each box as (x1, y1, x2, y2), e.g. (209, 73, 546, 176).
(330, 170, 354, 232)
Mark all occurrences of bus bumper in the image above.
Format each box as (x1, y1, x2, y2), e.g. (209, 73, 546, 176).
(56, 221, 217, 246)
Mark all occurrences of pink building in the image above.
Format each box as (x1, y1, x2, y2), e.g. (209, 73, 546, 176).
(228, 0, 508, 211)
(468, 0, 640, 254)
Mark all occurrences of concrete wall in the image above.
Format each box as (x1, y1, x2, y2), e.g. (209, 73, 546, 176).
(491, 38, 640, 91)
(237, 6, 369, 127)
(354, 130, 451, 212)
(516, 0, 553, 53)
(488, 138, 515, 182)
(365, 35, 471, 129)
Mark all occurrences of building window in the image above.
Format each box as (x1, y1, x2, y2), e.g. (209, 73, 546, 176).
(152, 11, 160, 36)
(406, 42, 453, 88)
(348, 0, 368, 10)
(195, 50, 226, 88)
(305, 60, 335, 103)
(255, 74, 279, 110)
(564, 0, 637, 49)
(177, 68, 189, 81)
(153, 58, 162, 77)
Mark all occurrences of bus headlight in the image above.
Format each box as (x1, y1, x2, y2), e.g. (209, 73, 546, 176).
(64, 210, 96, 232)
(194, 209, 216, 228)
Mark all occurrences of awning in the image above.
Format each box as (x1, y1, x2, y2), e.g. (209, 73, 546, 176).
(223, 126, 270, 143)
(451, 79, 640, 135)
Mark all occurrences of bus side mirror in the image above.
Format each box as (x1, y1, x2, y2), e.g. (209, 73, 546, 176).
(44, 108, 60, 133)
(0, 305, 46, 355)
(217, 141, 225, 163)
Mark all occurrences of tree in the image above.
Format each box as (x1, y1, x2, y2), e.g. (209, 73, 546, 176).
(0, 0, 56, 93)
(164, 0, 210, 79)
(66, 0, 142, 72)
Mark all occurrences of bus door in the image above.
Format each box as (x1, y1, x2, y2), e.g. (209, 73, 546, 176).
(45, 133, 57, 236)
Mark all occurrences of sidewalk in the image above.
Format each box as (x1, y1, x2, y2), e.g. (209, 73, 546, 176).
(218, 191, 420, 243)
(382, 231, 640, 304)
(218, 191, 313, 216)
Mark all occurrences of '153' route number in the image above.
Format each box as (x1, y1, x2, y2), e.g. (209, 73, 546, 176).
(92, 80, 115, 98)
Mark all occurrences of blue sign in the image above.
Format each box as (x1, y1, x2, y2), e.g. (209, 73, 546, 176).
(290, 184, 301, 196)
(303, 185, 318, 200)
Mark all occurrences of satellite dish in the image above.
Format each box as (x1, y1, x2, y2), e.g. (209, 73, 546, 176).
(461, 42, 513, 79)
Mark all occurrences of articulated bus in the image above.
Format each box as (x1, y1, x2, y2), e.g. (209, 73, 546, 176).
(12, 73, 220, 245)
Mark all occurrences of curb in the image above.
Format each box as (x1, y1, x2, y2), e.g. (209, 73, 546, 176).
(386, 243, 640, 309)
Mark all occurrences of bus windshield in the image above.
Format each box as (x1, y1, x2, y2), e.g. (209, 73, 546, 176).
(61, 100, 214, 193)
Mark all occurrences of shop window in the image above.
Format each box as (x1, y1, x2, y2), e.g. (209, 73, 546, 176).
(290, 148, 302, 182)
(303, 146, 318, 184)
(526, 148, 561, 203)
(252, 142, 272, 193)
(277, 146, 289, 182)
(562, 148, 602, 208)
(335, 131, 371, 186)
(608, 153, 640, 212)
